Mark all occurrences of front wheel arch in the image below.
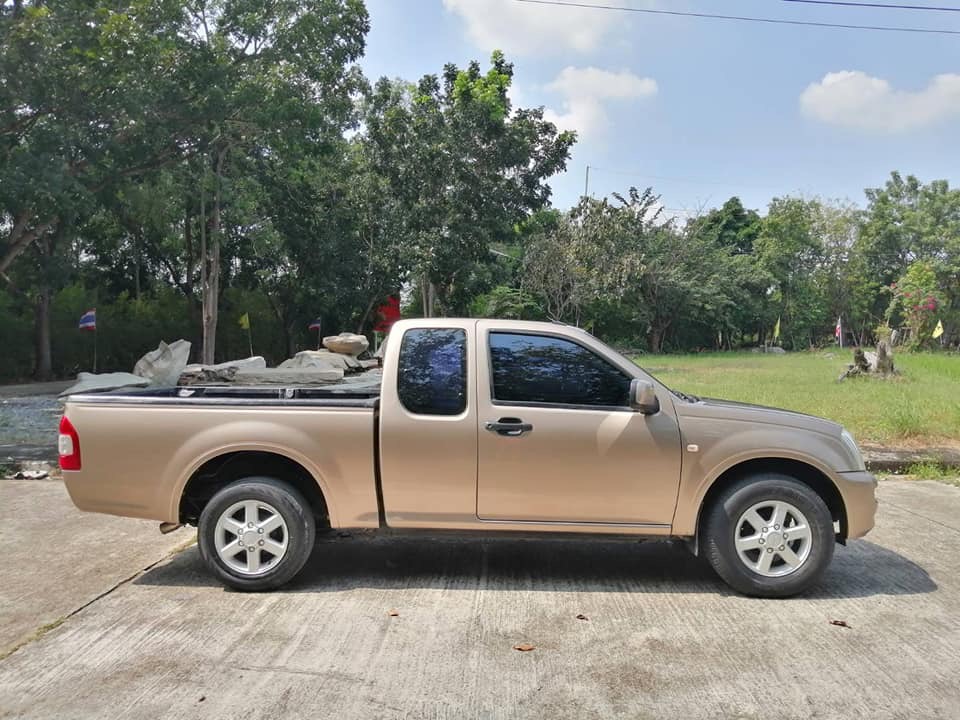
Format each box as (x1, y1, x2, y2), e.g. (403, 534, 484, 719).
(694, 458, 847, 551)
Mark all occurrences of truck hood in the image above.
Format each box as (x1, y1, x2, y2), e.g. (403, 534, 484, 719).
(672, 396, 842, 437)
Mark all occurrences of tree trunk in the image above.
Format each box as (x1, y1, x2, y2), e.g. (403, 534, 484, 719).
(0, 213, 58, 279)
(32, 232, 58, 381)
(648, 317, 672, 353)
(200, 148, 227, 365)
(648, 327, 663, 354)
(33, 286, 52, 381)
(287, 320, 297, 358)
(420, 275, 434, 318)
(356, 295, 378, 334)
(133, 230, 142, 301)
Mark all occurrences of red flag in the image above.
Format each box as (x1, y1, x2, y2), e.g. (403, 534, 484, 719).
(373, 296, 401, 332)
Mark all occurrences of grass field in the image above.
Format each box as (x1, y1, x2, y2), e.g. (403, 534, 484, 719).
(636, 351, 960, 446)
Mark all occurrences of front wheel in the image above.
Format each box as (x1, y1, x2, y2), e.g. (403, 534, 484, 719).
(198, 477, 316, 591)
(702, 474, 835, 598)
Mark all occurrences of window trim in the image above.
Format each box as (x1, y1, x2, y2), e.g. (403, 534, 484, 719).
(396, 327, 468, 417)
(485, 329, 635, 412)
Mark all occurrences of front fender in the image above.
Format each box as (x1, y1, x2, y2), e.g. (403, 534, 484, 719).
(671, 419, 849, 536)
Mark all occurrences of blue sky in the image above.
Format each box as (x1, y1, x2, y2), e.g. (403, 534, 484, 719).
(359, 0, 959, 217)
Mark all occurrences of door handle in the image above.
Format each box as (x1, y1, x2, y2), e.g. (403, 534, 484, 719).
(485, 418, 533, 436)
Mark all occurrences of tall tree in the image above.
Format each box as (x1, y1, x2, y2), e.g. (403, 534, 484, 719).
(362, 52, 575, 316)
(176, 0, 369, 362)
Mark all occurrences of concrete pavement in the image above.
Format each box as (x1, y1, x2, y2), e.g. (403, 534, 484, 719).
(0, 479, 958, 719)
(0, 479, 191, 657)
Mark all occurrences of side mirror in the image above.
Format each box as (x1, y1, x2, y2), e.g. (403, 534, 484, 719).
(629, 379, 660, 415)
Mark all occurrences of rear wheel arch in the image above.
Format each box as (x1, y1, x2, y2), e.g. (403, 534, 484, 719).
(178, 450, 330, 529)
(695, 457, 848, 546)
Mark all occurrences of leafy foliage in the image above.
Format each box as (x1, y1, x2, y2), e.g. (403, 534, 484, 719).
(0, 1, 958, 381)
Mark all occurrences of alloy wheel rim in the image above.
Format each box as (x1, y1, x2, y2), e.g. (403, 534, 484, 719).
(215, 500, 289, 576)
(734, 500, 813, 578)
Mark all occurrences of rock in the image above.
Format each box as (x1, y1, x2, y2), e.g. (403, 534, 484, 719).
(11, 469, 49, 480)
(182, 356, 266, 373)
(133, 339, 191, 386)
(234, 367, 344, 384)
(768, 346, 786, 354)
(178, 367, 239, 386)
(277, 350, 361, 372)
(59, 372, 151, 397)
(322, 332, 369, 357)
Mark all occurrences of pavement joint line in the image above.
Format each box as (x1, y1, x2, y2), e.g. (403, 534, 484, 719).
(0, 535, 197, 663)
(881, 500, 960, 534)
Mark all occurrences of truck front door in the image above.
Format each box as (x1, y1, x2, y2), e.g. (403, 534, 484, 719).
(475, 325, 682, 526)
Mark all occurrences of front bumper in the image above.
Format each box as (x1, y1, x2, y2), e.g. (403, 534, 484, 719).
(836, 470, 878, 539)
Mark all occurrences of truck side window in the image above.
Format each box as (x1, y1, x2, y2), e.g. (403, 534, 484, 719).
(489, 332, 631, 408)
(397, 328, 467, 416)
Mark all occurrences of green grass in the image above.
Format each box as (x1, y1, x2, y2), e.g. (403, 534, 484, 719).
(636, 350, 960, 445)
(902, 461, 957, 481)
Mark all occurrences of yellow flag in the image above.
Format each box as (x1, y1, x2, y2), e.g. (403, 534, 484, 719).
(932, 320, 944, 339)
(773, 315, 781, 341)
(238, 312, 250, 330)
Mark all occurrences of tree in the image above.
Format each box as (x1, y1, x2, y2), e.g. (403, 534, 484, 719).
(525, 188, 735, 352)
(362, 52, 575, 317)
(174, 0, 369, 362)
(859, 172, 960, 345)
(685, 198, 768, 347)
(2, 0, 204, 375)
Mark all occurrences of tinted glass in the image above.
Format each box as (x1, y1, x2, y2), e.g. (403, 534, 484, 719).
(397, 329, 467, 415)
(489, 332, 630, 407)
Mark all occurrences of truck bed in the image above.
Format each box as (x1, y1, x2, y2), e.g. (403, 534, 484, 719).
(61, 382, 383, 526)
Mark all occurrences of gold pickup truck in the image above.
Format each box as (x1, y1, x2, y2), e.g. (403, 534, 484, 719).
(59, 319, 876, 597)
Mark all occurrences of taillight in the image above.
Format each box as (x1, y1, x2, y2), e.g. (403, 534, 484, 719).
(59, 415, 81, 471)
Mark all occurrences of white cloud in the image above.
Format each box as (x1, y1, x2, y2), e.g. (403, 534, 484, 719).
(543, 66, 658, 139)
(442, 0, 617, 55)
(800, 70, 960, 132)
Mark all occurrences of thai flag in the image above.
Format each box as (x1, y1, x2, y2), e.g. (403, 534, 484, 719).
(78, 309, 96, 331)
(308, 318, 322, 331)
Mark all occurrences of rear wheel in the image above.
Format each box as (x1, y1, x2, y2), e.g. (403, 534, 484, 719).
(198, 477, 316, 591)
(702, 473, 835, 597)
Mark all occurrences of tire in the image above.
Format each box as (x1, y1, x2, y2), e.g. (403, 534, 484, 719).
(198, 477, 316, 591)
(702, 473, 835, 598)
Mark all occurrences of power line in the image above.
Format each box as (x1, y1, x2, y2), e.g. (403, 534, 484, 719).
(783, 0, 960, 12)
(513, 0, 960, 35)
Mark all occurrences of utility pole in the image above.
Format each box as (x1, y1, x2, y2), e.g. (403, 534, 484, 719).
(584, 165, 590, 198)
